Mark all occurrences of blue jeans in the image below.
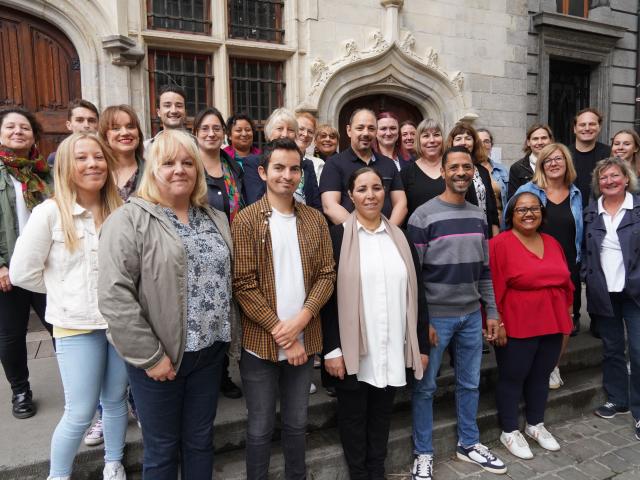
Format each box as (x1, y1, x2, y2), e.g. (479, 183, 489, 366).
(50, 330, 128, 477)
(127, 341, 227, 480)
(412, 310, 482, 455)
(592, 292, 640, 419)
(240, 349, 312, 480)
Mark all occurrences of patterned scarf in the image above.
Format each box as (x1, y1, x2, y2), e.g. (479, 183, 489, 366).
(0, 147, 52, 210)
(221, 159, 240, 222)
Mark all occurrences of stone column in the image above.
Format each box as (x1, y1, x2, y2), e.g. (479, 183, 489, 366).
(380, 0, 403, 44)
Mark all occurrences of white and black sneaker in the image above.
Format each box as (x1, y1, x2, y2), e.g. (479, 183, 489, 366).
(456, 443, 507, 474)
(411, 453, 434, 480)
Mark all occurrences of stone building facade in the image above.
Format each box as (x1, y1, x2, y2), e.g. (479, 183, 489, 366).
(0, 0, 637, 164)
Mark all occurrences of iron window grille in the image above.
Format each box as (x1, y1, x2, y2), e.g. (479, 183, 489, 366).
(228, 0, 284, 43)
(147, 0, 212, 35)
(148, 49, 213, 133)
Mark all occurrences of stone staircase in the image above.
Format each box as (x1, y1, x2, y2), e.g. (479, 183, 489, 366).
(0, 332, 604, 480)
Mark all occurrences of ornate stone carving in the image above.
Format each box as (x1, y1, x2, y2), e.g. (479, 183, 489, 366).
(426, 48, 438, 68)
(450, 71, 464, 92)
(342, 40, 360, 61)
(399, 32, 415, 54)
(364, 30, 390, 55)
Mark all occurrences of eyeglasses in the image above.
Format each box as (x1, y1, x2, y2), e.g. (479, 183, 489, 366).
(543, 156, 565, 166)
(514, 206, 542, 216)
(598, 173, 623, 182)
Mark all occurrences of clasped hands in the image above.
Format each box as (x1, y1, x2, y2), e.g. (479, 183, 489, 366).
(272, 310, 311, 366)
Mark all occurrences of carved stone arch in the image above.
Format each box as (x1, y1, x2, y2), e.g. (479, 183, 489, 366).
(0, 0, 111, 104)
(304, 44, 471, 132)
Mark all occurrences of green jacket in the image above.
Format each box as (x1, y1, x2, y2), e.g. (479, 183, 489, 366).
(0, 165, 18, 268)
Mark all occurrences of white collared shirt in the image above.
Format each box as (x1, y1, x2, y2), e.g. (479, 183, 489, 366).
(327, 221, 408, 388)
(10, 175, 30, 234)
(529, 153, 537, 172)
(9, 199, 106, 329)
(598, 192, 633, 292)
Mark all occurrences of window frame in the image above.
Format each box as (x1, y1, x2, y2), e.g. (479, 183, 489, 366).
(227, 0, 285, 44)
(557, 0, 589, 17)
(148, 48, 214, 134)
(146, 0, 212, 35)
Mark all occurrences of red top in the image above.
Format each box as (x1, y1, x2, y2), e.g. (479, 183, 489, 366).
(489, 231, 573, 338)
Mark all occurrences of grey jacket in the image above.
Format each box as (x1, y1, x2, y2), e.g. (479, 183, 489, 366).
(98, 197, 241, 371)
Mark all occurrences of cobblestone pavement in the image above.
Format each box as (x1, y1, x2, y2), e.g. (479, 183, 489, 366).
(390, 414, 640, 479)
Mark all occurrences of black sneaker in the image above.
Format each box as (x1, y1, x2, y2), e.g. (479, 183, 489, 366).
(12, 390, 36, 419)
(594, 402, 630, 419)
(635, 418, 640, 441)
(221, 375, 243, 399)
(456, 443, 507, 474)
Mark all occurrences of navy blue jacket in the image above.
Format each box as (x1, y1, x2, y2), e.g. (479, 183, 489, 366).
(242, 154, 322, 210)
(582, 194, 640, 316)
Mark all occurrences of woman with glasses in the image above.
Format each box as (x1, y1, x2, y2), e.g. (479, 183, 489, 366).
(512, 143, 583, 389)
(489, 191, 573, 460)
(583, 157, 640, 441)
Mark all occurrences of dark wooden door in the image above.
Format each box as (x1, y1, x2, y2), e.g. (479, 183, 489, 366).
(338, 94, 423, 151)
(548, 59, 591, 146)
(0, 6, 81, 158)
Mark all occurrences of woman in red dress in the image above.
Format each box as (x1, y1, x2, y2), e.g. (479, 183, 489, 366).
(489, 191, 574, 460)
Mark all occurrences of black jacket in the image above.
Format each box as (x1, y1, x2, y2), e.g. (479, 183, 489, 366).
(507, 155, 533, 200)
(320, 223, 430, 389)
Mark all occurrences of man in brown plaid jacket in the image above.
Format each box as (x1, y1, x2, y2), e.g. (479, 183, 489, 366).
(231, 138, 335, 479)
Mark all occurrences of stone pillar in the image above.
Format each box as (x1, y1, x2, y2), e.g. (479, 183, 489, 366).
(380, 0, 403, 44)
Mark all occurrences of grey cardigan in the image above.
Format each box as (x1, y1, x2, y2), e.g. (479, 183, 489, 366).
(98, 197, 241, 371)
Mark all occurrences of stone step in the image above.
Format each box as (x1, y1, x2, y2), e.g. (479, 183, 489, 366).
(0, 332, 603, 479)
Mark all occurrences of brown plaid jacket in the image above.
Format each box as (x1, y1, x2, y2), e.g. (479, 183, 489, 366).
(231, 195, 335, 362)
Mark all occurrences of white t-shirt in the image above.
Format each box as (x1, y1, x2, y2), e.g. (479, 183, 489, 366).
(270, 207, 306, 361)
(10, 175, 30, 234)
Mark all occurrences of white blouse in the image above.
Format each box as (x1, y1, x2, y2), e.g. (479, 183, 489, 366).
(327, 221, 408, 388)
(598, 192, 633, 292)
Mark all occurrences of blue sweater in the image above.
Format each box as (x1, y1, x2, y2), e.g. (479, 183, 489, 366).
(407, 197, 498, 318)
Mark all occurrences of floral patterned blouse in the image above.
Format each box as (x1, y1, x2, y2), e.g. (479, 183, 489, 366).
(162, 206, 232, 352)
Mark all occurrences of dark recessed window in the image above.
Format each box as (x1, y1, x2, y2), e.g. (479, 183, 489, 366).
(148, 49, 213, 133)
(147, 0, 211, 34)
(556, 0, 589, 17)
(230, 57, 284, 146)
(228, 0, 284, 43)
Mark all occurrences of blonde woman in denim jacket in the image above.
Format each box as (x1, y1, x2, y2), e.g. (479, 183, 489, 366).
(10, 133, 127, 480)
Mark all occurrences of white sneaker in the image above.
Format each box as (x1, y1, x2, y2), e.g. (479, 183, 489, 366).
(309, 382, 317, 394)
(500, 430, 533, 459)
(84, 419, 104, 446)
(549, 367, 563, 389)
(103, 461, 126, 480)
(47, 477, 71, 480)
(411, 453, 433, 480)
(525, 423, 561, 451)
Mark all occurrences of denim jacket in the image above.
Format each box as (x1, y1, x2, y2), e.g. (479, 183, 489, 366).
(489, 160, 509, 227)
(511, 181, 583, 262)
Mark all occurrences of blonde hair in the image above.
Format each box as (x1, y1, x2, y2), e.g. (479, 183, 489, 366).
(591, 157, 639, 198)
(414, 118, 443, 159)
(136, 129, 208, 207)
(296, 111, 317, 130)
(53, 133, 122, 251)
(532, 143, 577, 189)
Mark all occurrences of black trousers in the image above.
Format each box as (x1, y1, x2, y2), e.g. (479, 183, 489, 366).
(336, 382, 396, 480)
(0, 287, 50, 394)
(494, 334, 562, 432)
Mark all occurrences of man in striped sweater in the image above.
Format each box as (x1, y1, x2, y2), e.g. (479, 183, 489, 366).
(407, 146, 507, 480)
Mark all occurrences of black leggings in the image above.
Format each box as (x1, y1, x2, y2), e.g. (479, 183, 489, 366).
(495, 334, 562, 432)
(0, 287, 51, 394)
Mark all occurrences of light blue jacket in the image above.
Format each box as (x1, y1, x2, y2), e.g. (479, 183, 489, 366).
(510, 181, 584, 262)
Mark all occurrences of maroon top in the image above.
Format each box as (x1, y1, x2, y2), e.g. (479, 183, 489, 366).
(489, 230, 573, 338)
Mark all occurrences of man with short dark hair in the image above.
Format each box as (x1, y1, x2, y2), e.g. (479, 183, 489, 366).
(569, 107, 610, 208)
(232, 138, 335, 479)
(408, 146, 507, 480)
(144, 85, 188, 149)
(47, 99, 99, 165)
(320, 108, 407, 225)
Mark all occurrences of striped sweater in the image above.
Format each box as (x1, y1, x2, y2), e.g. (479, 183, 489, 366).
(407, 197, 498, 319)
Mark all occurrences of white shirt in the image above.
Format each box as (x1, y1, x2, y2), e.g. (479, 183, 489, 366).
(327, 222, 408, 388)
(598, 192, 633, 292)
(270, 207, 306, 361)
(529, 153, 537, 172)
(9, 199, 105, 329)
(10, 175, 30, 234)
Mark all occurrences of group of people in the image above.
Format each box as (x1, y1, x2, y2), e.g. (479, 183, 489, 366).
(0, 86, 638, 480)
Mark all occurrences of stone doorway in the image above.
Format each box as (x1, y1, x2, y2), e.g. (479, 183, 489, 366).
(337, 94, 423, 151)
